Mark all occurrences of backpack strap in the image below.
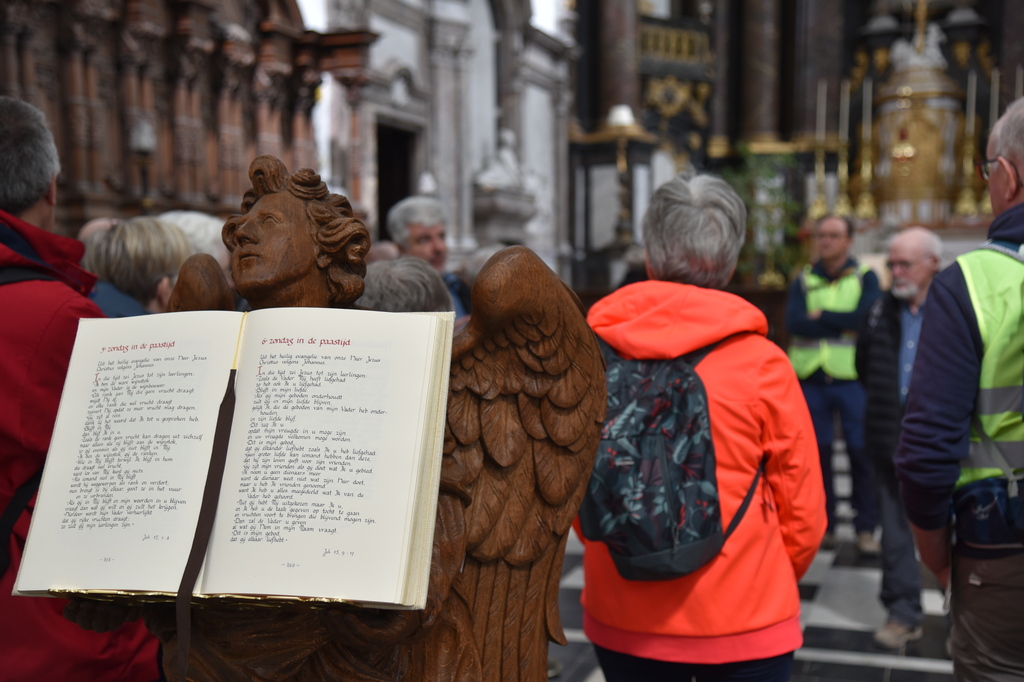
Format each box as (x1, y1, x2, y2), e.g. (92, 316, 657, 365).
(0, 468, 43, 576)
(723, 458, 765, 540)
(596, 336, 621, 365)
(682, 332, 751, 367)
(0, 266, 59, 286)
(685, 332, 762, 540)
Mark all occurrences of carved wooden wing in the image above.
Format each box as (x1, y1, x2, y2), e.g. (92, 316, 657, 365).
(444, 246, 605, 680)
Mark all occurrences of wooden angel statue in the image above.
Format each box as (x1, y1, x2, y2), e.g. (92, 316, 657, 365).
(100, 156, 604, 681)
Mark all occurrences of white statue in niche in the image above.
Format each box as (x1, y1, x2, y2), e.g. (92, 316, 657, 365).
(891, 23, 947, 72)
(475, 128, 525, 190)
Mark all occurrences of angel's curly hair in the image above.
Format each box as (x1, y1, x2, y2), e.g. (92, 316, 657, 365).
(223, 156, 370, 306)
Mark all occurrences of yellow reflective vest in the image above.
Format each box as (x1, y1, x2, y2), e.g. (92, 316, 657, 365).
(788, 264, 869, 381)
(956, 247, 1024, 491)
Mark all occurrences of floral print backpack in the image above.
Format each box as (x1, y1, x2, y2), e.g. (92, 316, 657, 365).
(578, 336, 763, 581)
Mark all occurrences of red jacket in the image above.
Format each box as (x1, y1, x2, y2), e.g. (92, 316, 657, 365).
(580, 281, 826, 664)
(0, 210, 159, 681)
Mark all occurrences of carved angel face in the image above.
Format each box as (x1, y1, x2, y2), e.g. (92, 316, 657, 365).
(230, 190, 330, 309)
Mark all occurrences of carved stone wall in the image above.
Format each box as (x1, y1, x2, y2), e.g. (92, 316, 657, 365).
(312, 0, 575, 279)
(0, 0, 362, 236)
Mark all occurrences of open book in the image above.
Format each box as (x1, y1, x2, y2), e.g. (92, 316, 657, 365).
(15, 307, 453, 609)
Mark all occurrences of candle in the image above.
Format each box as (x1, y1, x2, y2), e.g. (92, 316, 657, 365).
(991, 68, 1000, 130)
(966, 69, 977, 135)
(1017, 65, 1023, 100)
(816, 79, 827, 142)
(862, 77, 873, 143)
(839, 79, 850, 143)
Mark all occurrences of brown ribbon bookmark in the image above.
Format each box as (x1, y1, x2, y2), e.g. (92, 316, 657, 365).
(175, 369, 237, 681)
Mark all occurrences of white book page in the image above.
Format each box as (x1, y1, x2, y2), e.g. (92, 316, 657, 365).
(16, 311, 243, 595)
(202, 307, 439, 604)
(398, 312, 454, 607)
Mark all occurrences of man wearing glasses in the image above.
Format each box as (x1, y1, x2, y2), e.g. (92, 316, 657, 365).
(896, 99, 1024, 679)
(856, 227, 942, 649)
(787, 215, 881, 554)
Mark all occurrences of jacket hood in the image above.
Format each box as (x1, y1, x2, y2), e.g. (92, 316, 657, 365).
(587, 280, 769, 360)
(988, 202, 1024, 243)
(0, 209, 96, 295)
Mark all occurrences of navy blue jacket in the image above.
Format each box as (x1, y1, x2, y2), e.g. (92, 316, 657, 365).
(90, 280, 150, 318)
(786, 257, 881, 340)
(896, 202, 1024, 549)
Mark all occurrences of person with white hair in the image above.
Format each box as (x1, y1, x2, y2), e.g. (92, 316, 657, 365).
(386, 195, 471, 318)
(579, 173, 825, 681)
(856, 226, 942, 649)
(358, 256, 454, 313)
(896, 97, 1024, 679)
(159, 210, 233, 287)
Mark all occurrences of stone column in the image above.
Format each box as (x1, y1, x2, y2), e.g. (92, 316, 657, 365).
(709, 0, 732, 156)
(739, 0, 781, 142)
(554, 83, 573, 280)
(253, 54, 288, 162)
(599, 0, 638, 120)
(214, 83, 231, 201)
(189, 85, 205, 201)
(84, 51, 104, 191)
(139, 62, 168, 203)
(1, 28, 21, 99)
(292, 69, 319, 173)
(430, 18, 474, 254)
(336, 75, 365, 210)
(172, 77, 191, 199)
(792, 0, 844, 142)
(220, 42, 252, 201)
(123, 67, 141, 196)
(65, 44, 90, 190)
(1001, 2, 1024, 104)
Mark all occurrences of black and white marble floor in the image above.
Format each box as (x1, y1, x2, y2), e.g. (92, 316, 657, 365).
(549, 449, 953, 682)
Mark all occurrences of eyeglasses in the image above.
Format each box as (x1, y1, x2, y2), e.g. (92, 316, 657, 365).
(977, 158, 1000, 181)
(885, 260, 918, 272)
(977, 155, 1024, 186)
(812, 231, 847, 241)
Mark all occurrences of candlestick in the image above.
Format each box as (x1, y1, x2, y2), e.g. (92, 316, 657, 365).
(990, 68, 1000, 130)
(855, 155, 877, 219)
(862, 77, 873, 143)
(839, 79, 850, 143)
(816, 80, 827, 143)
(808, 146, 828, 221)
(966, 70, 977, 135)
(955, 133, 979, 217)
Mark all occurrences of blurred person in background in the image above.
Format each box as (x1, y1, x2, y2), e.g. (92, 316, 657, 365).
(365, 239, 401, 265)
(787, 214, 882, 555)
(358, 255, 454, 314)
(82, 216, 191, 317)
(580, 173, 825, 681)
(77, 216, 118, 242)
(0, 94, 159, 682)
(856, 226, 942, 649)
(386, 195, 472, 319)
(896, 97, 1024, 681)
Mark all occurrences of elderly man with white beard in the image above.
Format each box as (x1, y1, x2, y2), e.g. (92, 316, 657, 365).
(855, 227, 942, 649)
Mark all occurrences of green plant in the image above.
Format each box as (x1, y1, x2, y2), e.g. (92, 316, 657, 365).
(720, 144, 803, 288)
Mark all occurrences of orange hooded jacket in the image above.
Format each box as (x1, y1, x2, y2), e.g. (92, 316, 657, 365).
(580, 280, 826, 664)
